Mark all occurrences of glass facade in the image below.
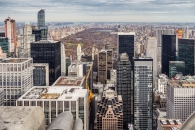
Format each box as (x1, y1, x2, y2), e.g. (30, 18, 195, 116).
(66, 57, 71, 76)
(0, 37, 9, 57)
(178, 39, 195, 75)
(32, 29, 41, 42)
(31, 41, 61, 85)
(133, 58, 153, 130)
(117, 53, 132, 130)
(37, 9, 45, 29)
(162, 35, 176, 75)
(169, 61, 185, 78)
(40, 27, 48, 40)
(33, 65, 48, 86)
(118, 34, 134, 65)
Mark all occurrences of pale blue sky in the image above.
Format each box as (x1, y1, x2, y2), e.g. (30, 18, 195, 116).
(0, 0, 195, 22)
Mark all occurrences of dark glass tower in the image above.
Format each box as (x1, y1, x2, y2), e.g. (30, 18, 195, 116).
(0, 37, 8, 56)
(31, 41, 61, 85)
(169, 61, 185, 78)
(117, 53, 132, 129)
(162, 35, 176, 75)
(133, 57, 153, 130)
(178, 39, 195, 75)
(118, 33, 135, 65)
(32, 29, 41, 42)
(37, 9, 45, 29)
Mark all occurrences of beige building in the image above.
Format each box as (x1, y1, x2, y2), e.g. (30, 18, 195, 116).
(0, 46, 6, 58)
(94, 89, 123, 130)
(157, 118, 182, 130)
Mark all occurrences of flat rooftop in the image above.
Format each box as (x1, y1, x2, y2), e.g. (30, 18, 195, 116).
(118, 32, 135, 35)
(159, 118, 182, 130)
(33, 63, 49, 66)
(0, 58, 31, 63)
(52, 76, 85, 86)
(169, 76, 195, 88)
(18, 86, 87, 100)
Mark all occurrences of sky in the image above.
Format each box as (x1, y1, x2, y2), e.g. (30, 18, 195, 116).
(0, 0, 195, 22)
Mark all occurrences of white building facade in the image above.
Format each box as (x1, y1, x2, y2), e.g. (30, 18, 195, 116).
(0, 58, 33, 106)
(61, 43, 66, 76)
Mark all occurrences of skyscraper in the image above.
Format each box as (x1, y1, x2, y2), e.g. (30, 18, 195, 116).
(162, 35, 176, 75)
(31, 40, 61, 85)
(77, 44, 82, 61)
(0, 37, 8, 57)
(4, 17, 16, 54)
(178, 39, 195, 75)
(117, 53, 132, 129)
(133, 57, 153, 130)
(0, 58, 33, 106)
(98, 50, 107, 84)
(185, 26, 189, 39)
(118, 32, 135, 64)
(18, 22, 35, 58)
(154, 29, 174, 74)
(37, 9, 45, 29)
(106, 49, 113, 79)
(146, 37, 158, 78)
(61, 43, 66, 76)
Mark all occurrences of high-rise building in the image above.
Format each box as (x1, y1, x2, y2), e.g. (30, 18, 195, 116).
(37, 9, 45, 29)
(77, 44, 82, 61)
(32, 29, 41, 42)
(0, 37, 8, 57)
(16, 86, 89, 130)
(40, 26, 48, 40)
(4, 17, 16, 54)
(133, 57, 153, 130)
(107, 49, 113, 79)
(117, 53, 132, 129)
(68, 62, 83, 77)
(0, 58, 33, 106)
(118, 32, 135, 65)
(167, 77, 195, 121)
(98, 50, 107, 84)
(169, 61, 185, 78)
(61, 43, 66, 76)
(185, 26, 189, 38)
(162, 35, 176, 75)
(18, 22, 35, 58)
(66, 57, 72, 76)
(33, 63, 49, 86)
(146, 37, 158, 78)
(178, 39, 195, 75)
(154, 29, 174, 74)
(95, 89, 123, 130)
(157, 74, 168, 95)
(31, 40, 61, 85)
(0, 88, 4, 106)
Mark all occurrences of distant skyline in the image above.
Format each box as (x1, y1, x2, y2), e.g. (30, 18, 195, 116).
(0, 0, 195, 22)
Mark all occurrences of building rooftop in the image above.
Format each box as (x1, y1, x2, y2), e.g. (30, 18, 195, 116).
(159, 118, 182, 130)
(169, 61, 185, 63)
(168, 76, 195, 88)
(118, 32, 135, 35)
(18, 86, 87, 101)
(52, 76, 85, 86)
(33, 63, 49, 66)
(0, 58, 31, 63)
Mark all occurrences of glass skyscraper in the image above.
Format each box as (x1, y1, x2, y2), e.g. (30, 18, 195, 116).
(169, 61, 185, 78)
(37, 9, 45, 29)
(118, 32, 135, 65)
(178, 39, 195, 75)
(133, 57, 153, 130)
(162, 35, 176, 75)
(0, 37, 8, 57)
(117, 53, 132, 130)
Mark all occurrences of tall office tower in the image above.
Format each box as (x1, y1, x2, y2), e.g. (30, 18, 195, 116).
(0, 38, 8, 57)
(178, 39, 195, 75)
(31, 40, 61, 85)
(146, 37, 158, 78)
(33, 63, 49, 86)
(118, 32, 135, 65)
(61, 43, 66, 76)
(133, 57, 153, 130)
(37, 9, 45, 29)
(32, 29, 41, 41)
(95, 89, 123, 130)
(162, 35, 176, 76)
(110, 69, 117, 84)
(0, 89, 4, 106)
(117, 53, 132, 129)
(169, 61, 185, 78)
(18, 22, 35, 58)
(0, 58, 33, 106)
(4, 17, 16, 54)
(77, 44, 82, 61)
(16, 86, 89, 130)
(98, 50, 107, 84)
(107, 49, 113, 79)
(154, 29, 174, 74)
(40, 26, 48, 40)
(167, 77, 195, 121)
(66, 57, 72, 76)
(185, 26, 189, 38)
